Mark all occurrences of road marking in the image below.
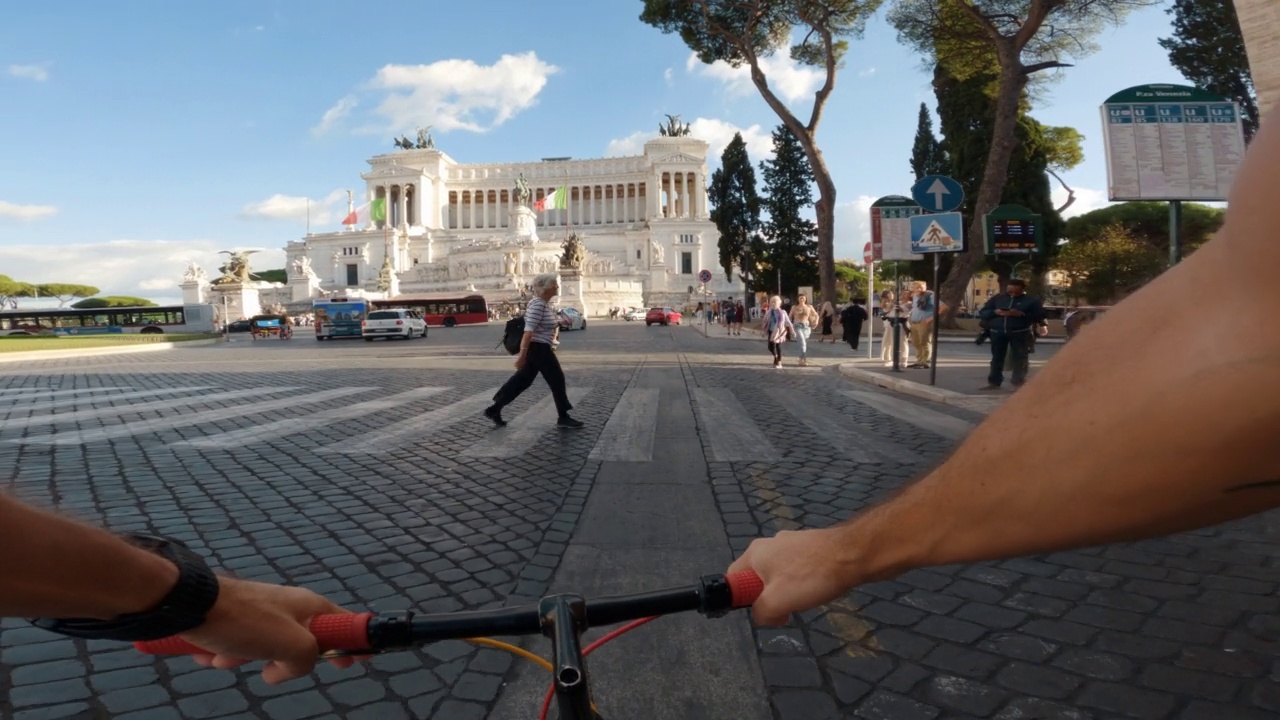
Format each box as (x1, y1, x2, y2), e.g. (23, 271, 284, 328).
(173, 387, 447, 449)
(840, 390, 974, 441)
(693, 387, 779, 462)
(588, 387, 659, 462)
(763, 388, 915, 464)
(460, 387, 592, 459)
(1, 387, 133, 400)
(0, 388, 296, 432)
(6, 387, 217, 414)
(16, 388, 369, 446)
(324, 388, 498, 454)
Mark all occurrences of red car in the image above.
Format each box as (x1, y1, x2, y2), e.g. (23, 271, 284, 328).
(645, 307, 682, 326)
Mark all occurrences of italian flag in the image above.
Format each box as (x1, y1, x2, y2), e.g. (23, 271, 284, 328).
(342, 197, 387, 226)
(534, 186, 567, 212)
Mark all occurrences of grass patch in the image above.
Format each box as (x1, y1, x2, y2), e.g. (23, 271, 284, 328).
(0, 333, 220, 353)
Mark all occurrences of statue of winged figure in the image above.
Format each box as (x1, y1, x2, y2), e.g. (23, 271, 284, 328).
(215, 250, 259, 284)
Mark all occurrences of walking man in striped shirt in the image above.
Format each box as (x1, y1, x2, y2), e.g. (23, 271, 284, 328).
(485, 273, 584, 429)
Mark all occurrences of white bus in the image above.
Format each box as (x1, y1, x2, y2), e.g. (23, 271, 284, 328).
(0, 304, 218, 336)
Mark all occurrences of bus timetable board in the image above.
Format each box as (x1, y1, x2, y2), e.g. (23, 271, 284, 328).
(990, 218, 1039, 254)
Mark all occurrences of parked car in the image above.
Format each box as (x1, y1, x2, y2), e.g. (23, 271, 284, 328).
(622, 307, 644, 322)
(645, 307, 682, 326)
(361, 309, 428, 341)
(557, 307, 587, 331)
(225, 320, 251, 333)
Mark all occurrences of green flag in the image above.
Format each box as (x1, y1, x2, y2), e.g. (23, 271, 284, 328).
(371, 197, 387, 222)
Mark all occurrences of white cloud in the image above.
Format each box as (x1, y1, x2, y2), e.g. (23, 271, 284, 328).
(834, 195, 877, 262)
(0, 201, 57, 221)
(663, 67, 673, 86)
(311, 95, 357, 137)
(604, 118, 773, 166)
(1053, 185, 1109, 219)
(8, 64, 49, 82)
(858, 67, 877, 78)
(364, 52, 558, 134)
(0, 240, 285, 302)
(686, 51, 823, 103)
(240, 189, 346, 225)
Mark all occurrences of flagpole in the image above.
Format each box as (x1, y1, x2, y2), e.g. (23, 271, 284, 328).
(346, 190, 354, 233)
(306, 198, 311, 235)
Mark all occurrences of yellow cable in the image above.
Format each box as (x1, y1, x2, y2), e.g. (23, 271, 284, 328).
(466, 637, 552, 672)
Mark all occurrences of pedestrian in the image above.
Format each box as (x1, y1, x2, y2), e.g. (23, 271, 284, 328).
(485, 273, 584, 429)
(819, 300, 836, 343)
(788, 294, 819, 366)
(761, 295, 793, 369)
(879, 290, 910, 367)
(840, 298, 868, 351)
(907, 281, 944, 369)
(733, 301, 745, 336)
(978, 278, 1046, 391)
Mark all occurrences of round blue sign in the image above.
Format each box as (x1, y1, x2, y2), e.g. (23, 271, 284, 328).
(698, 269, 713, 283)
(911, 175, 965, 213)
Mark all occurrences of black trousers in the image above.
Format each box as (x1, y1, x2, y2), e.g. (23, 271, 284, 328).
(492, 342, 573, 416)
(767, 341, 783, 362)
(988, 332, 1031, 387)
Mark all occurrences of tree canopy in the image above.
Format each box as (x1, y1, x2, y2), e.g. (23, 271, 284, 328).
(1064, 201, 1225, 257)
(759, 124, 819, 298)
(1053, 224, 1165, 304)
(71, 296, 158, 309)
(709, 132, 764, 300)
(35, 283, 101, 307)
(1159, 0, 1258, 143)
(910, 102, 949, 181)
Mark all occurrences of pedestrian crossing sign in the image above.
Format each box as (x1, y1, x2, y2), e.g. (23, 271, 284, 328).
(909, 212, 965, 253)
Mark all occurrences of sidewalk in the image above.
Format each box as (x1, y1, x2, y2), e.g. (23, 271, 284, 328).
(837, 354, 1052, 413)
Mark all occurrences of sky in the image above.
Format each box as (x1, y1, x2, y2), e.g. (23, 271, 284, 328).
(1, 0, 1195, 307)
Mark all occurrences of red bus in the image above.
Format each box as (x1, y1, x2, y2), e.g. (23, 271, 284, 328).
(372, 295, 488, 327)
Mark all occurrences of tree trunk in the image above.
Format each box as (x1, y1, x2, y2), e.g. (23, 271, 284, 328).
(938, 57, 1028, 327)
(800, 138, 838, 307)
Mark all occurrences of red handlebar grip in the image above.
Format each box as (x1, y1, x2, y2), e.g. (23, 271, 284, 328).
(726, 571, 764, 608)
(133, 612, 374, 656)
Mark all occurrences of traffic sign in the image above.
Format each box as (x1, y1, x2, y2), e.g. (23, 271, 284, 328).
(698, 269, 713, 284)
(870, 195, 922, 261)
(983, 204, 1044, 255)
(862, 242, 872, 265)
(911, 175, 965, 213)
(910, 212, 965, 253)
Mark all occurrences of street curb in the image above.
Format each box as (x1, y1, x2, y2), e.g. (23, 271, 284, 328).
(837, 363, 977, 405)
(0, 338, 223, 364)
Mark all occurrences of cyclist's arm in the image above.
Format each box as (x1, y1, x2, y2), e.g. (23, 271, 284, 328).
(731, 103, 1280, 625)
(0, 492, 351, 683)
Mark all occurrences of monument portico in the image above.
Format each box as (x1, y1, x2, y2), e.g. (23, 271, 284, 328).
(282, 128, 742, 314)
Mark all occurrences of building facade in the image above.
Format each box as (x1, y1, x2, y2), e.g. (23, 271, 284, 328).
(280, 136, 742, 314)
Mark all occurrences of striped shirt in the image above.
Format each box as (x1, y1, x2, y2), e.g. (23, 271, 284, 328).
(523, 298, 558, 345)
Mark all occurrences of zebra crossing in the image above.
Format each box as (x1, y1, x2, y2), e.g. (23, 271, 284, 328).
(0, 382, 976, 461)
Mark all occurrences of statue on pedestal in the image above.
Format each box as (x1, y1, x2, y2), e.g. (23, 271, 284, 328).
(560, 234, 585, 271)
(650, 240, 665, 264)
(658, 114, 692, 137)
(213, 250, 258, 285)
(515, 173, 531, 207)
(183, 262, 206, 283)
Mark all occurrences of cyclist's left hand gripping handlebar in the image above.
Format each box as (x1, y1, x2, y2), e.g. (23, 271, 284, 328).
(133, 612, 375, 656)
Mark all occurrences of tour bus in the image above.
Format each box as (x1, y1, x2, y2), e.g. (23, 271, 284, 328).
(0, 304, 217, 336)
(371, 294, 489, 327)
(312, 298, 369, 340)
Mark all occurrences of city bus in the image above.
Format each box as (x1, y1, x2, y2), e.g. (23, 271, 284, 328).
(372, 295, 489, 327)
(312, 298, 369, 340)
(0, 304, 218, 336)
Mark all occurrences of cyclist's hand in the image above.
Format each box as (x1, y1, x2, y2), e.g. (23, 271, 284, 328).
(727, 528, 855, 626)
(177, 577, 356, 685)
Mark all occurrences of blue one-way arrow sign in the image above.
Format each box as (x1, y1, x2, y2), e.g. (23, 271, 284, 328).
(911, 175, 965, 213)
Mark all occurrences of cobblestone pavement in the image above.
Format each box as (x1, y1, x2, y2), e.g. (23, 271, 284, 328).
(0, 324, 1278, 719)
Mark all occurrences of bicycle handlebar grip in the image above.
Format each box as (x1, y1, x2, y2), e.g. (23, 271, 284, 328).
(726, 571, 764, 608)
(133, 612, 374, 656)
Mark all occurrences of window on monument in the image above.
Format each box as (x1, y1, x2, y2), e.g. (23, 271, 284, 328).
(681, 252, 693, 275)
(346, 264, 359, 286)
(636, 249, 641, 260)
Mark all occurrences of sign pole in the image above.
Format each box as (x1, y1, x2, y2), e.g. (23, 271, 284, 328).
(929, 254, 940, 386)
(1169, 200, 1183, 267)
(892, 269, 903, 372)
(867, 261, 875, 360)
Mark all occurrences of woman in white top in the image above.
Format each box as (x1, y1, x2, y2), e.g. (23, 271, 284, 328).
(761, 295, 794, 369)
(789, 294, 820, 366)
(485, 273, 583, 429)
(879, 289, 911, 367)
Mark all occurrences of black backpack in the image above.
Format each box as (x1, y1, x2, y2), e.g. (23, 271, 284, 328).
(500, 316, 525, 355)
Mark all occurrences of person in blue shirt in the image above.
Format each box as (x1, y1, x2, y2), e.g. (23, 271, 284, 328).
(977, 278, 1046, 390)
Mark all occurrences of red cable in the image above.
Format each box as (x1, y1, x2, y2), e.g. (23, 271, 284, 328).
(537, 617, 658, 720)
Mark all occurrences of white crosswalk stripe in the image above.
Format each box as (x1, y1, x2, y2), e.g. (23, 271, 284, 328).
(16, 388, 370, 446)
(764, 388, 918, 464)
(1, 387, 134, 400)
(323, 388, 498, 455)
(172, 387, 447, 449)
(0, 388, 292, 432)
(693, 388, 780, 463)
(840, 390, 974, 441)
(588, 387, 660, 462)
(461, 387, 592, 459)
(7, 387, 218, 414)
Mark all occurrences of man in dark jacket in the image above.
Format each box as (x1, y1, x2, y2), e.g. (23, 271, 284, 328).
(978, 279, 1046, 390)
(840, 299, 868, 350)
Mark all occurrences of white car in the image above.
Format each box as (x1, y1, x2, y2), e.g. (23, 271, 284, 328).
(362, 309, 427, 340)
(622, 307, 644, 322)
(557, 307, 587, 331)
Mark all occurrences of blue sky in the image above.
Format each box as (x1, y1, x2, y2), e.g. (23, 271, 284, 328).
(1, 0, 1190, 305)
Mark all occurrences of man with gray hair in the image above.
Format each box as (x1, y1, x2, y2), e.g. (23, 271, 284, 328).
(485, 273, 583, 429)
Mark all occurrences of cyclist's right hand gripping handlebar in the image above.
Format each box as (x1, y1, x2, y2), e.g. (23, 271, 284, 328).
(134, 571, 764, 657)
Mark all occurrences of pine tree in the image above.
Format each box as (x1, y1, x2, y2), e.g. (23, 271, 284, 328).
(910, 103, 949, 181)
(759, 125, 818, 299)
(708, 133, 763, 301)
(1158, 0, 1258, 143)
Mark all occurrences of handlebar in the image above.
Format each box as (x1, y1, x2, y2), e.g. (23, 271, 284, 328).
(135, 570, 764, 657)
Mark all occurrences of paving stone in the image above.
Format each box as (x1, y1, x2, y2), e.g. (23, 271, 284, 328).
(979, 633, 1060, 663)
(430, 700, 487, 720)
(9, 678, 92, 708)
(1051, 648, 1135, 682)
(1139, 663, 1241, 702)
(1076, 681, 1177, 719)
(915, 615, 988, 644)
(772, 689, 841, 720)
(852, 690, 941, 720)
(176, 689, 251, 718)
(388, 668, 443, 698)
(828, 669, 872, 704)
(262, 690, 334, 720)
(450, 672, 503, 702)
(920, 643, 1004, 678)
(346, 701, 413, 720)
(761, 656, 823, 688)
(922, 675, 1008, 717)
(995, 661, 1082, 700)
(993, 697, 1093, 720)
(101, 685, 175, 714)
(10, 659, 87, 685)
(89, 666, 160, 691)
